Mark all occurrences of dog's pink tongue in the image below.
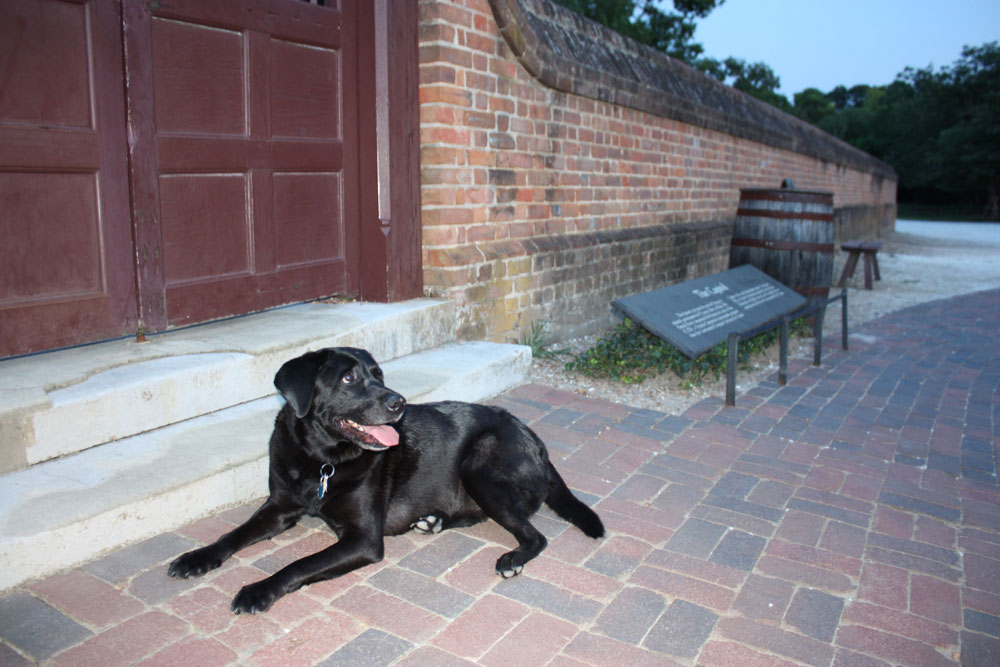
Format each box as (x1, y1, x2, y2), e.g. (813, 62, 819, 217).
(366, 424, 400, 447)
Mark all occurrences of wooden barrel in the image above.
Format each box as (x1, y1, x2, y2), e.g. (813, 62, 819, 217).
(730, 189, 835, 304)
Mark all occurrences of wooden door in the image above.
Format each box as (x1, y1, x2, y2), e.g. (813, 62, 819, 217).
(0, 0, 137, 357)
(123, 0, 359, 330)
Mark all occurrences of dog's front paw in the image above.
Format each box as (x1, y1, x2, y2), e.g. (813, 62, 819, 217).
(410, 514, 443, 535)
(231, 581, 281, 615)
(168, 546, 224, 579)
(496, 552, 524, 579)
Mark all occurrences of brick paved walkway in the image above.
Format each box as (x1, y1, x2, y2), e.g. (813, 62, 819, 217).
(2, 289, 999, 666)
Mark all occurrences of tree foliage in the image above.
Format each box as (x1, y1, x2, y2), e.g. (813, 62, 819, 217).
(554, 0, 721, 62)
(800, 42, 1000, 219)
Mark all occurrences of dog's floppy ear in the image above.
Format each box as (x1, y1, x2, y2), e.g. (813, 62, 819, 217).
(274, 351, 327, 418)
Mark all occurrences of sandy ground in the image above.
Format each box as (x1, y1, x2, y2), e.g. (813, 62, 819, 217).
(528, 219, 1000, 413)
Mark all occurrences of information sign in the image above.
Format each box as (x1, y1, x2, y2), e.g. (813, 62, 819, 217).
(612, 265, 807, 358)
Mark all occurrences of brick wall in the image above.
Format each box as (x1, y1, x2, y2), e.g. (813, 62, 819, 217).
(418, 0, 898, 343)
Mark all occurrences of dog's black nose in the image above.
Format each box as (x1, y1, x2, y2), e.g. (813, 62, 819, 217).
(386, 394, 405, 413)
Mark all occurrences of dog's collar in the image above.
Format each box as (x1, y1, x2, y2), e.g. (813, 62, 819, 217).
(317, 463, 334, 500)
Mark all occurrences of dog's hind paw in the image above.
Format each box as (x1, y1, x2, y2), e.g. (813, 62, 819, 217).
(411, 515, 443, 534)
(495, 553, 524, 578)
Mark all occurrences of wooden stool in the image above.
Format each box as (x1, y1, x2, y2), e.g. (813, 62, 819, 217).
(837, 240, 882, 289)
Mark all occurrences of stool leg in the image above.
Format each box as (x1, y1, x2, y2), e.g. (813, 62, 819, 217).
(863, 253, 873, 289)
(871, 252, 881, 281)
(838, 252, 859, 287)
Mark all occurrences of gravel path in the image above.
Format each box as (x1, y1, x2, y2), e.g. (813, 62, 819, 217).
(528, 219, 1000, 414)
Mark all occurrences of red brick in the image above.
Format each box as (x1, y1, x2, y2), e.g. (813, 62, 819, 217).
(564, 632, 682, 667)
(965, 588, 1000, 618)
(644, 549, 747, 589)
(247, 613, 360, 667)
(628, 566, 735, 612)
(732, 574, 796, 622)
(804, 466, 845, 492)
(962, 553, 1000, 594)
(31, 570, 145, 628)
(833, 648, 894, 666)
(444, 545, 510, 596)
(603, 447, 656, 476)
(176, 517, 237, 544)
(398, 645, 481, 666)
(959, 532, 1000, 561)
(597, 497, 683, 531)
(746, 479, 794, 508)
(690, 505, 778, 539)
(699, 640, 803, 667)
(755, 555, 855, 593)
(211, 613, 282, 656)
(873, 506, 915, 539)
(136, 637, 237, 667)
(600, 428, 669, 452)
(260, 585, 324, 629)
(300, 571, 366, 604)
(835, 625, 955, 667)
(775, 511, 825, 546)
(766, 539, 863, 577)
(50, 611, 188, 667)
(599, 508, 674, 545)
(542, 525, 605, 565)
(820, 521, 868, 558)
(479, 612, 577, 667)
(523, 556, 622, 599)
(914, 516, 957, 548)
(698, 443, 743, 469)
(857, 562, 908, 610)
(667, 434, 709, 460)
(716, 616, 834, 667)
(166, 586, 233, 634)
(332, 585, 447, 643)
(842, 600, 957, 647)
(432, 595, 529, 658)
(910, 574, 962, 624)
(840, 473, 882, 501)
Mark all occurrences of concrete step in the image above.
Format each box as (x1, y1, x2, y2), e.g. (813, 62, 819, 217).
(0, 341, 532, 591)
(1, 299, 455, 471)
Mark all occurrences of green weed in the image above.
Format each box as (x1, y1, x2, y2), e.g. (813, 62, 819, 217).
(565, 318, 809, 386)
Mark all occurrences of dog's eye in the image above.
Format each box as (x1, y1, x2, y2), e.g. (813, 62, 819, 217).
(373, 367, 384, 380)
(341, 371, 357, 384)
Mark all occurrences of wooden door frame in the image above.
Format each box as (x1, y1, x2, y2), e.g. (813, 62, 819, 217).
(356, 0, 422, 303)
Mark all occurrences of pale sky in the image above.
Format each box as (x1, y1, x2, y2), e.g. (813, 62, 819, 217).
(694, 0, 1000, 99)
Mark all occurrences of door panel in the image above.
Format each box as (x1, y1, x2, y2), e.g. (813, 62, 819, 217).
(0, 0, 136, 357)
(127, 0, 356, 329)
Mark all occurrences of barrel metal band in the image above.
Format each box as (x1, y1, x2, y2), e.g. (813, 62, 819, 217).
(736, 208, 834, 222)
(731, 237, 835, 253)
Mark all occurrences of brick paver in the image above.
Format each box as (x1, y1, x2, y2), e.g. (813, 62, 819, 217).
(2, 289, 999, 665)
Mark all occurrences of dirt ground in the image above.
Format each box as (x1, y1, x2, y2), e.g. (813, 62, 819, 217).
(528, 220, 1000, 413)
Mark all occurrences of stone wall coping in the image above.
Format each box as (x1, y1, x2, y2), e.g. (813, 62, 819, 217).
(488, 0, 896, 180)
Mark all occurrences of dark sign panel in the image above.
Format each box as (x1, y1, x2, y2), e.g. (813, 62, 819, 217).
(612, 265, 807, 359)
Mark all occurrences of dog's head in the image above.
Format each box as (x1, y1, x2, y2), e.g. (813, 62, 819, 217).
(274, 347, 405, 452)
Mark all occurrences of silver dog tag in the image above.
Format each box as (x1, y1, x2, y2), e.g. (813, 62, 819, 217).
(317, 463, 334, 500)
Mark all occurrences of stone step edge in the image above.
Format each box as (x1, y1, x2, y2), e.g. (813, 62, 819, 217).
(0, 341, 531, 592)
(2, 299, 456, 469)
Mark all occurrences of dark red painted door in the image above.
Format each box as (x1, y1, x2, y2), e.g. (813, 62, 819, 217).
(123, 0, 359, 330)
(0, 0, 137, 357)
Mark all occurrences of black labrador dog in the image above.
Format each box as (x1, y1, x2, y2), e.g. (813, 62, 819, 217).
(168, 347, 604, 613)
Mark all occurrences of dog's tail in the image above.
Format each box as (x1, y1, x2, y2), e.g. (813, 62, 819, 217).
(544, 461, 605, 538)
